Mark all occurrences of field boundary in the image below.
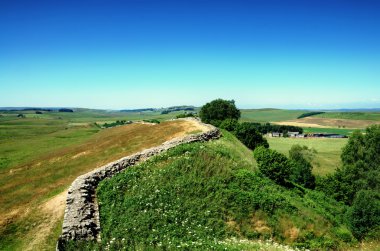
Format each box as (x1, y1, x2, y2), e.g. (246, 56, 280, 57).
(56, 119, 220, 250)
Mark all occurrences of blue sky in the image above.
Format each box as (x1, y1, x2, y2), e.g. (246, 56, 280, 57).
(0, 0, 379, 109)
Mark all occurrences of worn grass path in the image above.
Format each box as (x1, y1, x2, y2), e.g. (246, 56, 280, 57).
(0, 119, 207, 251)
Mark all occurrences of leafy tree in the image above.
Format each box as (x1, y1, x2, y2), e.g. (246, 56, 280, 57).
(319, 126, 380, 205)
(253, 146, 292, 186)
(199, 99, 240, 126)
(235, 123, 269, 150)
(289, 145, 316, 189)
(219, 118, 238, 131)
(346, 190, 380, 240)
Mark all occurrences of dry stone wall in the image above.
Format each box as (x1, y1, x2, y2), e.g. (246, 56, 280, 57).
(57, 119, 220, 249)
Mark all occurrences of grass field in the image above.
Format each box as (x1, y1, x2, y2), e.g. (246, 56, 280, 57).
(0, 110, 205, 251)
(267, 137, 348, 175)
(240, 109, 307, 123)
(314, 111, 380, 121)
(303, 127, 361, 135)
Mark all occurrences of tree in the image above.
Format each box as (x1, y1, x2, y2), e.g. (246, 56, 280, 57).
(235, 123, 269, 150)
(219, 118, 238, 131)
(199, 99, 240, 127)
(346, 190, 380, 240)
(319, 126, 380, 205)
(253, 146, 292, 186)
(289, 145, 316, 189)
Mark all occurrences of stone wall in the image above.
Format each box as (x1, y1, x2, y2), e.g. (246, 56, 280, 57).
(57, 119, 220, 249)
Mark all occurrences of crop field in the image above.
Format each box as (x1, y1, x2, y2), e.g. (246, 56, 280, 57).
(241, 109, 380, 133)
(240, 109, 307, 122)
(267, 137, 348, 175)
(291, 117, 380, 129)
(0, 111, 205, 251)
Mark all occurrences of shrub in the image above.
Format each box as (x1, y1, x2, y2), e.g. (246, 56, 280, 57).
(346, 190, 380, 240)
(143, 119, 160, 124)
(234, 122, 268, 150)
(176, 112, 195, 119)
(289, 145, 316, 189)
(219, 119, 238, 132)
(199, 99, 240, 127)
(253, 146, 292, 186)
(319, 125, 380, 205)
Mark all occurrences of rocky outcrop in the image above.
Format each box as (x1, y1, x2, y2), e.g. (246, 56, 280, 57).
(57, 119, 220, 249)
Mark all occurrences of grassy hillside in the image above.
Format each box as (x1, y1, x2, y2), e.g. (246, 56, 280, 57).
(314, 112, 380, 121)
(0, 117, 203, 251)
(267, 137, 348, 176)
(240, 109, 307, 123)
(71, 131, 359, 251)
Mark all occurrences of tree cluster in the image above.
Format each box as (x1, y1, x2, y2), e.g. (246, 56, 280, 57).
(317, 126, 380, 240)
(199, 99, 240, 127)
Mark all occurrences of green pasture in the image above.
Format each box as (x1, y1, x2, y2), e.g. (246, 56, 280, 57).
(302, 127, 360, 136)
(240, 109, 307, 122)
(314, 111, 380, 121)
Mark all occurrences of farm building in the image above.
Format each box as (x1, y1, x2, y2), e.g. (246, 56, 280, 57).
(288, 131, 300, 137)
(309, 133, 347, 138)
(270, 132, 283, 137)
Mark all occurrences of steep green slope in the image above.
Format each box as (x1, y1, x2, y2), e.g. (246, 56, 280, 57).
(89, 131, 357, 250)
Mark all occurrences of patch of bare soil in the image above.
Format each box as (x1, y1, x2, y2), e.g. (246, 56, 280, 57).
(24, 191, 66, 251)
(274, 121, 331, 128)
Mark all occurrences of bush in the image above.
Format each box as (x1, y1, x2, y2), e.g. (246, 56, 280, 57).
(253, 146, 292, 186)
(289, 145, 316, 189)
(143, 119, 160, 124)
(234, 122, 268, 150)
(219, 119, 238, 132)
(176, 112, 195, 119)
(199, 99, 240, 127)
(319, 125, 380, 205)
(346, 190, 380, 240)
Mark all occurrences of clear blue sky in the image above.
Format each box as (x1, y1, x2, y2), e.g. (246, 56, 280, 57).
(1, 0, 379, 109)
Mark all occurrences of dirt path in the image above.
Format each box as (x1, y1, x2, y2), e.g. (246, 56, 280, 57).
(24, 191, 67, 251)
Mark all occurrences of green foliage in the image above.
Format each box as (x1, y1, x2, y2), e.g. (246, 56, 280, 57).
(143, 119, 160, 124)
(176, 112, 195, 118)
(288, 145, 316, 189)
(84, 132, 356, 250)
(219, 119, 238, 132)
(297, 111, 325, 119)
(253, 146, 292, 186)
(240, 122, 303, 134)
(235, 122, 269, 150)
(346, 190, 380, 240)
(199, 99, 240, 127)
(341, 130, 365, 165)
(319, 125, 380, 205)
(102, 120, 131, 128)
